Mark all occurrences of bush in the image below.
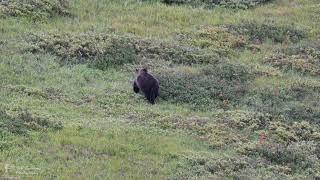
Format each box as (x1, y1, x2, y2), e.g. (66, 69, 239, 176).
(239, 141, 320, 173)
(228, 20, 307, 43)
(170, 112, 320, 178)
(157, 63, 255, 110)
(171, 153, 261, 179)
(204, 156, 252, 175)
(268, 121, 320, 142)
(133, 37, 221, 65)
(0, 0, 71, 19)
(244, 80, 320, 123)
(157, 115, 240, 148)
(216, 110, 271, 130)
(265, 39, 320, 75)
(25, 33, 138, 70)
(159, 0, 272, 9)
(4, 84, 65, 100)
(176, 26, 248, 57)
(25, 32, 222, 69)
(0, 109, 63, 136)
(216, 0, 271, 9)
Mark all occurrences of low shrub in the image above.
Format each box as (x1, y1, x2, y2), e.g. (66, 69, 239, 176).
(25, 32, 221, 69)
(159, 0, 271, 9)
(239, 141, 320, 173)
(268, 121, 320, 143)
(133, 38, 221, 65)
(204, 155, 253, 175)
(244, 80, 320, 123)
(0, 109, 63, 136)
(266, 54, 320, 75)
(25, 33, 138, 70)
(170, 153, 258, 179)
(157, 63, 256, 110)
(216, 110, 271, 130)
(228, 20, 307, 43)
(3, 84, 65, 100)
(170, 114, 320, 178)
(158, 115, 239, 148)
(265, 39, 320, 75)
(0, 0, 71, 19)
(215, 0, 272, 9)
(176, 26, 247, 57)
(234, 112, 320, 175)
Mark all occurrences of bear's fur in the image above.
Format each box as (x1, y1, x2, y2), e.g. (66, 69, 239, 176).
(133, 68, 159, 104)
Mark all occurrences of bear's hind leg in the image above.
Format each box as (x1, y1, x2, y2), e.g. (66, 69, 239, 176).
(146, 90, 155, 104)
(133, 81, 140, 93)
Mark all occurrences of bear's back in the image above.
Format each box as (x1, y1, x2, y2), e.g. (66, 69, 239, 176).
(137, 72, 158, 91)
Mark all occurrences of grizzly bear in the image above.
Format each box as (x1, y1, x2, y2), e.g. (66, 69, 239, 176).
(133, 68, 160, 104)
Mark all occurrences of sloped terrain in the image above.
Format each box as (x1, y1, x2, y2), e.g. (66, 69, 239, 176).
(151, 0, 272, 9)
(1, 0, 320, 179)
(0, 0, 71, 19)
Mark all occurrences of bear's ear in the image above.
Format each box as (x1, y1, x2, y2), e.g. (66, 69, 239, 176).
(142, 68, 148, 73)
(135, 68, 139, 73)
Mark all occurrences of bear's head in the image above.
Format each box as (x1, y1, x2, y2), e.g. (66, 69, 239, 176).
(135, 68, 148, 74)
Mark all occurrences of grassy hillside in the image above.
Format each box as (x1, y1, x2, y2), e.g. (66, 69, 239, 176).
(1, 0, 320, 179)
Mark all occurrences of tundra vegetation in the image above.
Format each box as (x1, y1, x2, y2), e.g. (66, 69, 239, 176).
(0, 0, 320, 178)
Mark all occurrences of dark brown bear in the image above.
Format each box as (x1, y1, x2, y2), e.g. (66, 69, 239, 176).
(133, 68, 159, 104)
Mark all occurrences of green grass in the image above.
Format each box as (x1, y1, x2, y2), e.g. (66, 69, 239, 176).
(1, 0, 320, 179)
(1, 125, 214, 179)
